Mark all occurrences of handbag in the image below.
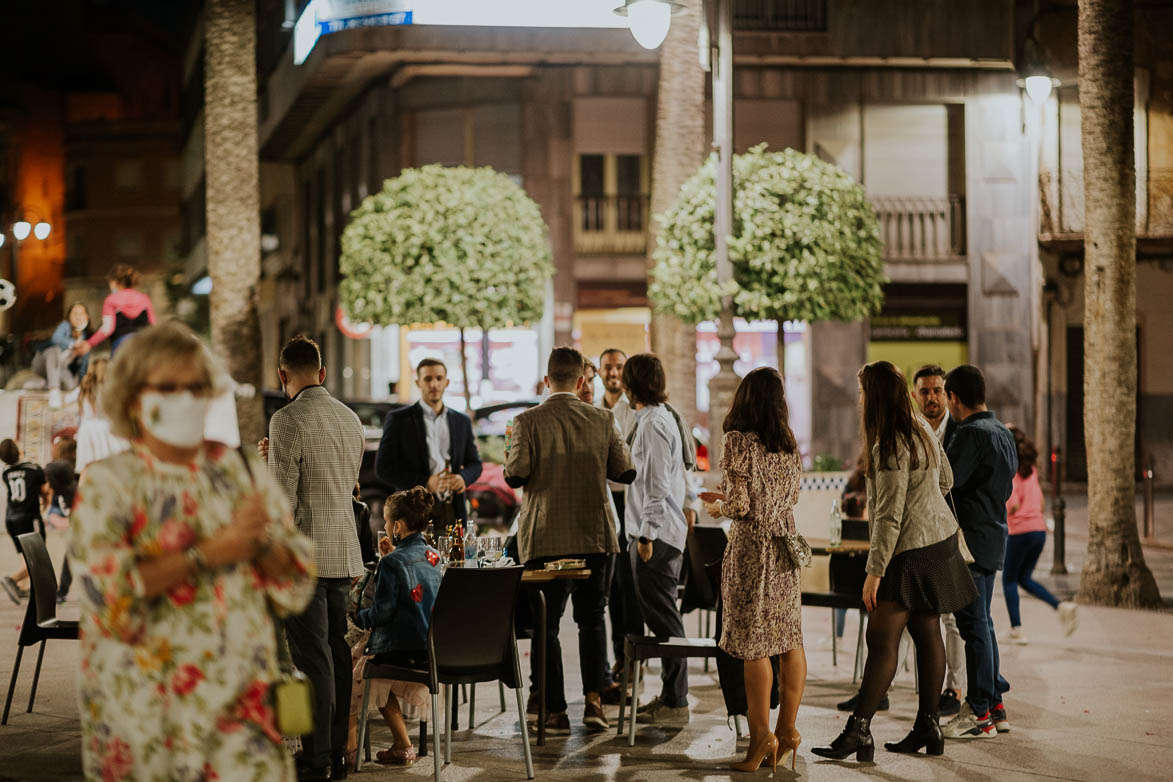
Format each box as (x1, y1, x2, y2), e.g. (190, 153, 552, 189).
(235, 446, 315, 737)
(946, 491, 976, 565)
(779, 532, 812, 570)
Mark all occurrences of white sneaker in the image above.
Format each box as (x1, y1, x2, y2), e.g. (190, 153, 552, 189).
(1007, 627, 1029, 645)
(941, 702, 996, 739)
(1058, 601, 1079, 636)
(48, 388, 63, 409)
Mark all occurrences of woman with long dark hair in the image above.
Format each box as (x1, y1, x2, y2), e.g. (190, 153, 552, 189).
(701, 367, 805, 772)
(813, 361, 977, 763)
(1002, 427, 1078, 642)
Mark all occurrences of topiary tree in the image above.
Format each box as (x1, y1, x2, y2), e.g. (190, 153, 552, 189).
(340, 165, 554, 408)
(650, 145, 886, 356)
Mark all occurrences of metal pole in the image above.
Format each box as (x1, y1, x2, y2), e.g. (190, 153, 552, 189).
(1142, 454, 1155, 540)
(707, 0, 738, 472)
(1050, 446, 1068, 574)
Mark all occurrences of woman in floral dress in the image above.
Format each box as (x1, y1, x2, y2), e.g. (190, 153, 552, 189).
(702, 367, 806, 773)
(69, 323, 316, 782)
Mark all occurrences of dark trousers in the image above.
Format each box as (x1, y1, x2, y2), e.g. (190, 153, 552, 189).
(285, 577, 352, 771)
(608, 493, 644, 668)
(629, 538, 688, 708)
(1002, 531, 1060, 626)
(57, 554, 71, 598)
(527, 553, 612, 713)
(954, 564, 1011, 716)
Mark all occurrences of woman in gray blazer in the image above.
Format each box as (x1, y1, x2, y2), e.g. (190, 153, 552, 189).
(814, 361, 977, 764)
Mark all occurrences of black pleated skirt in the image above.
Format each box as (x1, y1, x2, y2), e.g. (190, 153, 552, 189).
(877, 532, 979, 614)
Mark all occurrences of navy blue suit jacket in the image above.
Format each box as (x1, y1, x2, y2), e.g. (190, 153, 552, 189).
(375, 402, 483, 521)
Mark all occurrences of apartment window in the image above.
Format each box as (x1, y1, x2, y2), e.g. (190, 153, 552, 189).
(573, 153, 648, 254)
(733, 0, 827, 32)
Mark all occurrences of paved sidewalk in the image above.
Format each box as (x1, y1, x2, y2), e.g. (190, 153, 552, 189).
(1, 498, 1171, 781)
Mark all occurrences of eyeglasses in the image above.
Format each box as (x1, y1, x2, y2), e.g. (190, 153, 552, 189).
(141, 382, 213, 396)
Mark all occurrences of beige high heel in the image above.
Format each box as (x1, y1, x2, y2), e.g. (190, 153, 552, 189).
(732, 734, 779, 773)
(776, 731, 801, 771)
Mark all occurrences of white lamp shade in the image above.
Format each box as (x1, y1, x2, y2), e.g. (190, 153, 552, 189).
(33, 222, 51, 240)
(626, 0, 672, 49)
(1024, 75, 1053, 103)
(12, 221, 31, 241)
(0, 234, 5, 248)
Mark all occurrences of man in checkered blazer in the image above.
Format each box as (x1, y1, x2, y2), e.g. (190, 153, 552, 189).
(265, 335, 365, 781)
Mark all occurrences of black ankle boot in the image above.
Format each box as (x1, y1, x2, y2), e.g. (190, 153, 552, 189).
(884, 711, 944, 756)
(812, 714, 875, 762)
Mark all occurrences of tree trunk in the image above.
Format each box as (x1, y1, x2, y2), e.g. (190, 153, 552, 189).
(459, 327, 472, 411)
(776, 319, 786, 378)
(204, 0, 264, 445)
(1075, 0, 1161, 607)
(649, 2, 705, 435)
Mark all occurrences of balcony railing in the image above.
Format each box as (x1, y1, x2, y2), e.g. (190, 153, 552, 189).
(871, 195, 966, 262)
(574, 194, 649, 255)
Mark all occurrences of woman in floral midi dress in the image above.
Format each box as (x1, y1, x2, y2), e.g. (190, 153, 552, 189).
(69, 322, 316, 782)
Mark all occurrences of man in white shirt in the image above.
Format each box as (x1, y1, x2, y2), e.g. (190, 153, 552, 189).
(596, 348, 643, 687)
(622, 353, 691, 727)
(914, 363, 965, 717)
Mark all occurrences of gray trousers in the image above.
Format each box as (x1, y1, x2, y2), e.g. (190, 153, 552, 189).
(31, 346, 80, 391)
(942, 612, 967, 692)
(629, 538, 688, 708)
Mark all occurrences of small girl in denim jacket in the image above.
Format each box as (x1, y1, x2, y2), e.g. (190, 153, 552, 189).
(354, 486, 442, 766)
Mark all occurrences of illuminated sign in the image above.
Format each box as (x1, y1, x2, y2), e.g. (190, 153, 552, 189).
(294, 0, 629, 65)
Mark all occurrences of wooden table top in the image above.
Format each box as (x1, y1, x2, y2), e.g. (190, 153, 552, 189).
(807, 538, 870, 555)
(521, 568, 591, 583)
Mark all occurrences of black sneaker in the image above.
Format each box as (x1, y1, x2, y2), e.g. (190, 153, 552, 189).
(990, 703, 1010, 733)
(331, 755, 348, 780)
(526, 690, 540, 716)
(939, 688, 962, 717)
(836, 691, 888, 712)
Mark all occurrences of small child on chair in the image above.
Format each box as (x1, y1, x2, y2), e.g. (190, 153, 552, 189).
(353, 486, 442, 766)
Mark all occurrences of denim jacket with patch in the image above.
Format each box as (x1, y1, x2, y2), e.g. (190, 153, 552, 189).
(354, 533, 442, 655)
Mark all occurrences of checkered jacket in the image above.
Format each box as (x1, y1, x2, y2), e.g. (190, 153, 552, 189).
(268, 386, 366, 578)
(504, 393, 636, 563)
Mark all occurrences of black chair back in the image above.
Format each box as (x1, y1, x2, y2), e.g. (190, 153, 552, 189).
(17, 533, 61, 630)
(429, 566, 525, 687)
(680, 529, 718, 614)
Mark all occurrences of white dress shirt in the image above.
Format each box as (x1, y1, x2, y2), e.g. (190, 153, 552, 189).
(420, 400, 450, 474)
(626, 404, 688, 552)
(597, 392, 634, 494)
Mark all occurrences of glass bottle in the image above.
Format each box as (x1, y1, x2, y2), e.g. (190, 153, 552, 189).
(829, 499, 842, 547)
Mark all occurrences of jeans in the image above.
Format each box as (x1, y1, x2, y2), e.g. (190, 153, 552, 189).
(629, 538, 688, 708)
(31, 346, 80, 391)
(1002, 531, 1060, 626)
(527, 553, 612, 713)
(284, 577, 353, 771)
(953, 565, 1011, 716)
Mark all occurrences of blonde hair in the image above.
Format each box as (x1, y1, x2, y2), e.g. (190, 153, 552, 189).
(101, 321, 230, 440)
(78, 358, 110, 414)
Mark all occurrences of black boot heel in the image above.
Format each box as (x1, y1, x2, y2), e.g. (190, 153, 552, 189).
(812, 715, 875, 762)
(884, 711, 944, 756)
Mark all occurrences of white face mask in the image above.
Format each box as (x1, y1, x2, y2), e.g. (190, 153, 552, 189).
(139, 391, 211, 448)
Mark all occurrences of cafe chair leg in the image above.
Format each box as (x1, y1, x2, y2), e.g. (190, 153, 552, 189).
(3, 645, 24, 726)
(616, 640, 631, 736)
(469, 683, 476, 729)
(498, 680, 507, 713)
(26, 640, 46, 713)
(419, 719, 428, 758)
(444, 685, 453, 764)
(355, 680, 372, 772)
(628, 651, 641, 746)
(431, 689, 442, 780)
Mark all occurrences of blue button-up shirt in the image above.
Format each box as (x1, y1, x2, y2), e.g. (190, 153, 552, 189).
(420, 400, 450, 474)
(626, 404, 688, 553)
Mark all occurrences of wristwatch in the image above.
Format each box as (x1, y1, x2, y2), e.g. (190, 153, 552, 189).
(184, 544, 208, 574)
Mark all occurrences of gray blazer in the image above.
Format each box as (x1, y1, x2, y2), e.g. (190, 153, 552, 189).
(268, 385, 366, 578)
(504, 393, 636, 563)
(865, 417, 960, 577)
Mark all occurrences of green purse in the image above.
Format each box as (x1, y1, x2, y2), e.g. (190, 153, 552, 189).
(235, 445, 315, 737)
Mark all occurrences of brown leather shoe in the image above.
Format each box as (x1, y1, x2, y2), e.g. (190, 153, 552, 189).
(600, 683, 623, 706)
(583, 698, 609, 731)
(544, 711, 571, 736)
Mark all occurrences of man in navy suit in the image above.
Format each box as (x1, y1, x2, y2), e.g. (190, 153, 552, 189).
(375, 358, 483, 522)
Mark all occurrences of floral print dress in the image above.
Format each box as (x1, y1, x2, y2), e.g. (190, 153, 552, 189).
(717, 431, 804, 660)
(69, 442, 316, 782)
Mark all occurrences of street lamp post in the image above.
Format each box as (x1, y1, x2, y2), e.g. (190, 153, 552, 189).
(707, 0, 738, 472)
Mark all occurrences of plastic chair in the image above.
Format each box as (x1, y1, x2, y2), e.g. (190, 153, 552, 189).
(616, 634, 720, 745)
(678, 527, 726, 670)
(355, 566, 533, 780)
(2, 532, 79, 725)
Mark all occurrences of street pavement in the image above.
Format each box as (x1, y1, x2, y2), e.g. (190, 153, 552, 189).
(1, 491, 1170, 781)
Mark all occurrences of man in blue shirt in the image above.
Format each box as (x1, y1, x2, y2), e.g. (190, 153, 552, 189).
(623, 353, 691, 727)
(940, 365, 1018, 741)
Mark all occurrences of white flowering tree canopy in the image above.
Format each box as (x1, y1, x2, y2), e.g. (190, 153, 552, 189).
(650, 145, 886, 325)
(339, 165, 554, 329)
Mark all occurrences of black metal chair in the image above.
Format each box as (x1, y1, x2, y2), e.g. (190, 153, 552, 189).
(678, 526, 727, 671)
(2, 532, 79, 725)
(355, 566, 533, 780)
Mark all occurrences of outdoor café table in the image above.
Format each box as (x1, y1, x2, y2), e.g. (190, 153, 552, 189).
(520, 567, 591, 745)
(806, 538, 870, 557)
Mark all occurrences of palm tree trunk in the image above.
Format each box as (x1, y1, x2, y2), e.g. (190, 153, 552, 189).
(1075, 0, 1160, 607)
(649, 2, 705, 436)
(204, 0, 264, 445)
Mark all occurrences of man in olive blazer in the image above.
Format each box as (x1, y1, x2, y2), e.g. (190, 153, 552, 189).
(504, 347, 635, 734)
